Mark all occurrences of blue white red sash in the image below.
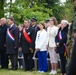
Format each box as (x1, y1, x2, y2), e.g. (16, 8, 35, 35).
(58, 31, 68, 59)
(58, 31, 66, 46)
(58, 31, 62, 40)
(7, 28, 15, 41)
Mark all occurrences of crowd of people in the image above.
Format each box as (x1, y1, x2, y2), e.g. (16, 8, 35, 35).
(0, 16, 70, 75)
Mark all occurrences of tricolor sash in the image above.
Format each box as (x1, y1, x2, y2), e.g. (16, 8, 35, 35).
(58, 31, 62, 40)
(7, 28, 15, 41)
(58, 31, 68, 60)
(23, 28, 32, 43)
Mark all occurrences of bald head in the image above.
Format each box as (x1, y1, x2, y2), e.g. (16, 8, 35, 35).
(1, 18, 6, 26)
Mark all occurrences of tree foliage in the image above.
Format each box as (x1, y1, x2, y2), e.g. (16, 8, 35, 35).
(1, 0, 74, 24)
(64, 0, 74, 22)
(0, 0, 4, 18)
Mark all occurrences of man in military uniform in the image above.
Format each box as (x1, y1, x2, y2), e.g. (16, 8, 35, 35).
(31, 18, 40, 38)
(30, 18, 40, 65)
(67, 0, 76, 75)
(31, 18, 40, 51)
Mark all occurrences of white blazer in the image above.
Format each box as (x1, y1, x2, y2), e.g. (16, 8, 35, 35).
(46, 26, 58, 47)
(35, 29, 47, 51)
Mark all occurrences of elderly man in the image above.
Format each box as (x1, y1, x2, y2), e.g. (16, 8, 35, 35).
(0, 18, 8, 69)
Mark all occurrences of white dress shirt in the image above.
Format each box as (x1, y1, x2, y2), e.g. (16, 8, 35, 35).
(10, 23, 14, 28)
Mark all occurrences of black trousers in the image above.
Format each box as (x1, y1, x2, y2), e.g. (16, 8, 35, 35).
(67, 40, 76, 75)
(23, 53, 34, 70)
(9, 54, 18, 70)
(0, 49, 8, 69)
(59, 53, 67, 74)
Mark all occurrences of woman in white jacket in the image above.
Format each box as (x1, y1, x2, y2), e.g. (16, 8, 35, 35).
(35, 22, 48, 73)
(46, 17, 58, 74)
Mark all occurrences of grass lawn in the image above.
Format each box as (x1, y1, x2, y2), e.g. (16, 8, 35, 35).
(0, 69, 61, 75)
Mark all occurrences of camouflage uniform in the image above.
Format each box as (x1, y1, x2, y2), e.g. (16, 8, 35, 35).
(67, 23, 73, 58)
(67, 11, 76, 58)
(67, 11, 76, 75)
(73, 11, 76, 30)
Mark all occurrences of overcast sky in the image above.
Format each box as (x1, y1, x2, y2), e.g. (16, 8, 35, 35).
(60, 0, 66, 3)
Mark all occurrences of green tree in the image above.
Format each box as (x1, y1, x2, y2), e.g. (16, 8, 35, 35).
(53, 5, 65, 23)
(5, 0, 52, 24)
(0, 0, 4, 18)
(53, 0, 74, 23)
(4, 0, 74, 24)
(64, 0, 74, 22)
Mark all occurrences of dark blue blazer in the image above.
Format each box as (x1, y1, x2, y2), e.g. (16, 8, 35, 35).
(6, 25, 19, 54)
(55, 25, 68, 54)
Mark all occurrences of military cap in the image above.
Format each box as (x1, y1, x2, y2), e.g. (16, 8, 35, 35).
(31, 18, 37, 22)
(45, 20, 50, 23)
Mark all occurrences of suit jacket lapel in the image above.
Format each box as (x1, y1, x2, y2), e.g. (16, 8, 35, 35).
(9, 25, 15, 30)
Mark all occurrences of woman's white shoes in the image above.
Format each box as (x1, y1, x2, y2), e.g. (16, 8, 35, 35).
(38, 71, 44, 73)
(38, 70, 57, 74)
(49, 70, 57, 74)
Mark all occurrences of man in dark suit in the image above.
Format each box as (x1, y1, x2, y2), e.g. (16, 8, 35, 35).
(6, 17, 19, 70)
(0, 18, 8, 69)
(20, 19, 35, 71)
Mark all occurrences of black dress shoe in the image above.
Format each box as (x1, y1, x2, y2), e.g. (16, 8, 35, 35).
(24, 69, 28, 71)
(1, 67, 8, 69)
(4, 67, 8, 69)
(8, 68, 13, 70)
(29, 69, 33, 71)
(8, 68, 17, 70)
(13, 68, 17, 70)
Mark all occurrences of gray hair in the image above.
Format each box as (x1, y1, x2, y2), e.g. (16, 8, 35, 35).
(61, 20, 69, 25)
(1, 18, 6, 22)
